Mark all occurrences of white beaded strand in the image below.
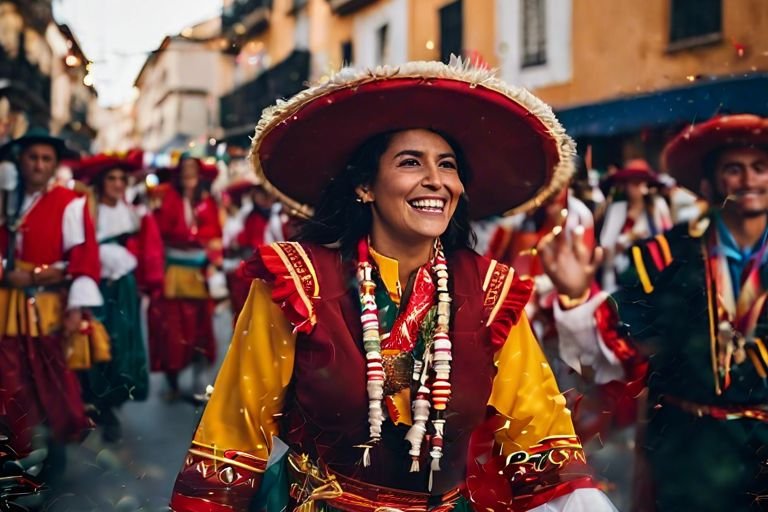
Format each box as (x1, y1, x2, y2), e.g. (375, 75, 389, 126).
(356, 239, 453, 478)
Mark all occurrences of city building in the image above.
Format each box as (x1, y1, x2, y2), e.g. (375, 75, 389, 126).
(216, 0, 481, 148)
(0, 0, 96, 149)
(47, 22, 98, 152)
(90, 101, 138, 153)
(532, 0, 768, 170)
(133, 17, 233, 154)
(216, 0, 768, 171)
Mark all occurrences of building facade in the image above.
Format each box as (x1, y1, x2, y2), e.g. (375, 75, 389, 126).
(0, 0, 96, 150)
(90, 102, 138, 153)
(133, 18, 233, 155)
(527, 0, 768, 170)
(214, 0, 768, 171)
(47, 23, 98, 152)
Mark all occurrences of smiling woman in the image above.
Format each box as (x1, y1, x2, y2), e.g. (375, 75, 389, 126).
(299, 128, 473, 287)
(169, 59, 616, 512)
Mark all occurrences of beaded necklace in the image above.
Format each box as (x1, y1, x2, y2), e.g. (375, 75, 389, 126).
(356, 238, 453, 483)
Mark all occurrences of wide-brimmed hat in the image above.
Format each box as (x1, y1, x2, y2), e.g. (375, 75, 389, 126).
(0, 126, 75, 161)
(155, 158, 219, 185)
(662, 114, 768, 192)
(602, 159, 662, 190)
(72, 149, 144, 183)
(174, 156, 219, 182)
(224, 176, 264, 202)
(249, 58, 575, 220)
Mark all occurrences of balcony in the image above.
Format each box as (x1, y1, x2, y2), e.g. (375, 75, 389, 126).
(0, 45, 51, 127)
(326, 0, 378, 16)
(222, 0, 272, 39)
(220, 49, 310, 139)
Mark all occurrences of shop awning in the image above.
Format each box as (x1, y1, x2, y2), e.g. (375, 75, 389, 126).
(556, 73, 768, 138)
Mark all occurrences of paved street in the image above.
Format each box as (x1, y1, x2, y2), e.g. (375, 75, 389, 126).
(41, 305, 234, 512)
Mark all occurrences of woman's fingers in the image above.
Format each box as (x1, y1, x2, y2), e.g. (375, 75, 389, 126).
(538, 234, 555, 270)
(571, 226, 589, 264)
(591, 246, 605, 270)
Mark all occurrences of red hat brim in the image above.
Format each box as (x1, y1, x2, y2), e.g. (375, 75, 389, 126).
(253, 63, 574, 220)
(225, 179, 263, 200)
(662, 114, 768, 192)
(73, 151, 143, 183)
(156, 160, 219, 184)
(173, 158, 219, 182)
(602, 168, 662, 188)
(198, 161, 219, 181)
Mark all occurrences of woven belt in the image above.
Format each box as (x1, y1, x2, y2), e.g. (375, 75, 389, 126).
(286, 453, 462, 512)
(663, 395, 768, 422)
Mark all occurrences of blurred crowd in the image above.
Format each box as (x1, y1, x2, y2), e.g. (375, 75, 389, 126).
(1, 109, 767, 511)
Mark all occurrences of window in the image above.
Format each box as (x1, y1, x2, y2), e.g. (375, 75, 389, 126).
(439, 0, 463, 64)
(341, 40, 354, 65)
(375, 23, 389, 65)
(669, 0, 722, 48)
(521, 0, 546, 67)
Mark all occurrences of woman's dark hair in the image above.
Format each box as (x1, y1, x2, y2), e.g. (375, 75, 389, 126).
(92, 166, 129, 198)
(172, 157, 207, 204)
(296, 129, 476, 258)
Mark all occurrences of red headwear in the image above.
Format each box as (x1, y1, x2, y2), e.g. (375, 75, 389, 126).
(662, 114, 768, 192)
(249, 59, 575, 220)
(72, 149, 144, 183)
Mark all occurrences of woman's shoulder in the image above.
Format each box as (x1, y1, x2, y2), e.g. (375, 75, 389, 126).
(448, 247, 504, 289)
(245, 241, 340, 278)
(241, 241, 344, 333)
(450, 247, 533, 346)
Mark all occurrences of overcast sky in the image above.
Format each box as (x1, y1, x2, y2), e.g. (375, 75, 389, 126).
(53, 0, 222, 106)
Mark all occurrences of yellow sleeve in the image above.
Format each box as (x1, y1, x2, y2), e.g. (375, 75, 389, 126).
(193, 278, 296, 456)
(170, 279, 296, 511)
(476, 313, 590, 510)
(488, 312, 575, 452)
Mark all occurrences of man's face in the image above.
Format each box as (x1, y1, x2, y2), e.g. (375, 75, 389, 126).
(713, 147, 768, 216)
(19, 143, 58, 190)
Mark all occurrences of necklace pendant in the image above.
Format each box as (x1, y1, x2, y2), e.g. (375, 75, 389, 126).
(381, 349, 414, 395)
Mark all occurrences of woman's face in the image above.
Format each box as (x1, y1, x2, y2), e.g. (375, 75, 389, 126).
(624, 179, 649, 202)
(101, 168, 128, 203)
(365, 129, 464, 245)
(180, 159, 200, 193)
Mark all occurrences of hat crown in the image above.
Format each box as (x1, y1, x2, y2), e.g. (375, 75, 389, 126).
(662, 114, 768, 192)
(22, 126, 55, 138)
(622, 158, 655, 174)
(250, 58, 575, 219)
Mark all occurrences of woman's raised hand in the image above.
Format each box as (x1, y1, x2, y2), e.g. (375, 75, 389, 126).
(538, 225, 604, 303)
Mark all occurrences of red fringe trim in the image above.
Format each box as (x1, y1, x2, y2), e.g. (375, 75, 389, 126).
(243, 244, 315, 334)
(488, 272, 534, 348)
(594, 300, 636, 363)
